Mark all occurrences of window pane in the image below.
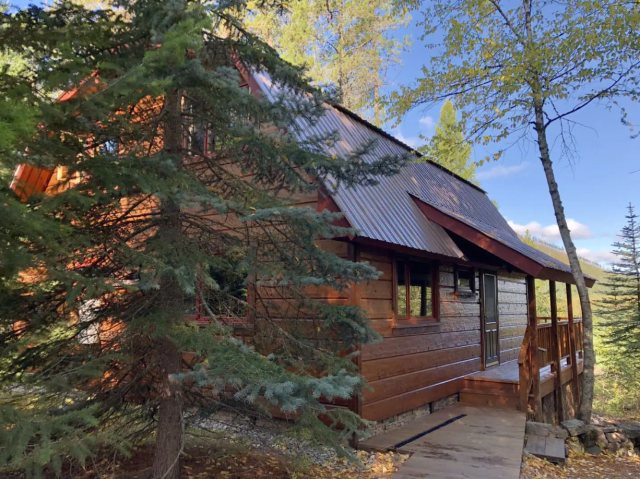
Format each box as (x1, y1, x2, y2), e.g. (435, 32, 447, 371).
(396, 261, 407, 317)
(409, 263, 432, 317)
(457, 270, 472, 291)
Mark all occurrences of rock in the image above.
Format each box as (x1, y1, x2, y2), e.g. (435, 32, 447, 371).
(602, 425, 617, 433)
(526, 421, 553, 437)
(586, 445, 602, 455)
(526, 421, 568, 439)
(605, 431, 626, 443)
(561, 419, 586, 437)
(566, 437, 584, 455)
(619, 421, 640, 440)
(607, 441, 621, 453)
(582, 425, 607, 449)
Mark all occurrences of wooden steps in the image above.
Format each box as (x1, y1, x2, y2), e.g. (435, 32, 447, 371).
(460, 376, 520, 409)
(524, 434, 566, 464)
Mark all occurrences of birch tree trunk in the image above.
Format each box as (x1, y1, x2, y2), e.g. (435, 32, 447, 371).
(523, 0, 594, 423)
(532, 102, 595, 423)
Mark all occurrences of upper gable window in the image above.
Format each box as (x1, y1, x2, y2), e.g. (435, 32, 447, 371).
(181, 97, 215, 156)
(395, 259, 438, 321)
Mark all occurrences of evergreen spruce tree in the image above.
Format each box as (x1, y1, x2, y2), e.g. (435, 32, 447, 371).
(596, 204, 640, 409)
(420, 100, 476, 182)
(0, 1, 403, 477)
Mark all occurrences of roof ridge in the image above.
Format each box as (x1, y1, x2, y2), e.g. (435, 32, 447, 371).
(329, 103, 487, 194)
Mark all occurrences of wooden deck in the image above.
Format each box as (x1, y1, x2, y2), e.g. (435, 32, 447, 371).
(460, 355, 583, 409)
(360, 405, 526, 478)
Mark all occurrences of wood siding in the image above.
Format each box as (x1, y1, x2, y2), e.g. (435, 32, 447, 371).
(358, 247, 483, 421)
(497, 273, 528, 364)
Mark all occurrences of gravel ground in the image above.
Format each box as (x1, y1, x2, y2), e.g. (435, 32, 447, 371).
(196, 412, 408, 474)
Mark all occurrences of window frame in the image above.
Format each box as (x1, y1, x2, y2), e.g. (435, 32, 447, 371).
(454, 266, 476, 295)
(393, 257, 440, 324)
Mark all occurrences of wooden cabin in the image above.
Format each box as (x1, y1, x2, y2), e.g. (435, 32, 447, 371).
(244, 71, 595, 425)
(11, 66, 594, 426)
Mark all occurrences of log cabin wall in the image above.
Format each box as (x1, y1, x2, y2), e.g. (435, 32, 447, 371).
(357, 246, 483, 422)
(497, 273, 528, 363)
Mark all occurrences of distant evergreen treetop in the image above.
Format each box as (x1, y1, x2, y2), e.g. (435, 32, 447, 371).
(419, 100, 476, 182)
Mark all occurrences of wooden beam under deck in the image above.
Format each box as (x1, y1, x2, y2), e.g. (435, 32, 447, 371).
(549, 281, 564, 423)
(566, 284, 580, 402)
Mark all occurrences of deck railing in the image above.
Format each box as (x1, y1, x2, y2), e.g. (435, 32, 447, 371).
(535, 318, 583, 368)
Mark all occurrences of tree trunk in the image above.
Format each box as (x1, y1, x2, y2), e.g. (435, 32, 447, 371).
(151, 89, 185, 478)
(532, 101, 595, 423)
(151, 339, 184, 479)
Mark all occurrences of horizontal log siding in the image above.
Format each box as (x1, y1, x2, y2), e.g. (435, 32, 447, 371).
(497, 273, 528, 363)
(358, 257, 483, 421)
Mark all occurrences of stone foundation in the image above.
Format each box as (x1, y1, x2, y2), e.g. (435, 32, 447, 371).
(361, 393, 460, 440)
(525, 417, 640, 459)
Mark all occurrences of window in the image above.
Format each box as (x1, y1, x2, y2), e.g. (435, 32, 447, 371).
(181, 97, 215, 155)
(395, 260, 438, 320)
(78, 299, 101, 345)
(101, 139, 119, 155)
(455, 268, 475, 294)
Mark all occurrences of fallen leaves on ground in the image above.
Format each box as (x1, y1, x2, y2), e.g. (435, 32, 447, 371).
(11, 441, 407, 478)
(521, 452, 640, 479)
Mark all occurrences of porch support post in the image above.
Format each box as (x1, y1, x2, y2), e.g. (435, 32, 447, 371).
(549, 280, 564, 423)
(566, 283, 580, 404)
(526, 275, 541, 420)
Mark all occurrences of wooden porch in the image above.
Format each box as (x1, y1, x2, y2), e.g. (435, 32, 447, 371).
(464, 277, 585, 423)
(461, 354, 584, 409)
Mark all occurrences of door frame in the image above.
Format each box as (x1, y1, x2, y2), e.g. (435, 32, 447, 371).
(480, 272, 500, 369)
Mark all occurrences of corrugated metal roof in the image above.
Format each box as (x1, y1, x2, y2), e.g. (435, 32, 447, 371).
(252, 71, 465, 259)
(405, 163, 574, 273)
(250, 70, 577, 276)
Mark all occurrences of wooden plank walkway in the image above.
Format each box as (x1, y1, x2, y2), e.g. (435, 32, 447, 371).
(360, 405, 526, 478)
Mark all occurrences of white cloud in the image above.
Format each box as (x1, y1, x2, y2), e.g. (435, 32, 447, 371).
(419, 115, 435, 130)
(477, 163, 528, 181)
(576, 248, 617, 265)
(392, 129, 421, 149)
(508, 218, 592, 241)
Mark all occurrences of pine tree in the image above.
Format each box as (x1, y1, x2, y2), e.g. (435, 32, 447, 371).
(596, 204, 640, 376)
(0, 1, 403, 477)
(420, 100, 475, 181)
(246, 0, 409, 125)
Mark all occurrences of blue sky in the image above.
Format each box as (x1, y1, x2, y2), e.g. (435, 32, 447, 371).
(384, 12, 639, 266)
(8, 1, 638, 265)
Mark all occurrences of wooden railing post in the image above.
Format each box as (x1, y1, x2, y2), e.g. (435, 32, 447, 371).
(527, 276, 541, 420)
(550, 280, 564, 423)
(566, 284, 580, 404)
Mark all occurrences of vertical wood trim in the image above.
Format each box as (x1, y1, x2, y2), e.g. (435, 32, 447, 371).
(495, 274, 501, 366)
(391, 253, 398, 323)
(479, 272, 486, 370)
(549, 280, 564, 423)
(349, 242, 363, 418)
(566, 283, 580, 404)
(246, 234, 257, 324)
(433, 263, 440, 320)
(404, 263, 410, 320)
(527, 275, 542, 420)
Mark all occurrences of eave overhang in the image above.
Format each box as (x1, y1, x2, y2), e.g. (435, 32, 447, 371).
(411, 195, 596, 288)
